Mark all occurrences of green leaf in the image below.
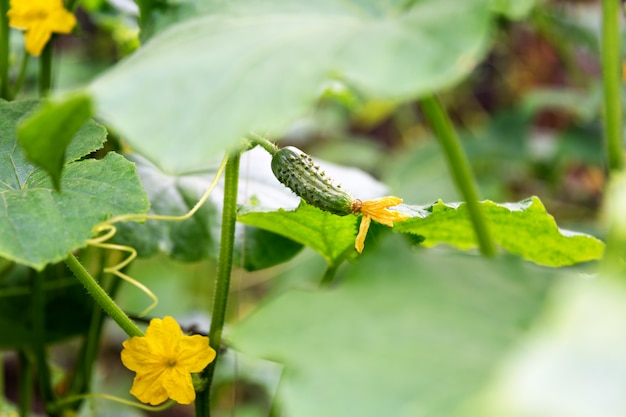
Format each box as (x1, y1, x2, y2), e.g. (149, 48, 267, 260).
(89, 0, 492, 173)
(395, 197, 605, 267)
(17, 93, 94, 191)
(231, 236, 554, 417)
(490, 0, 537, 19)
(0, 100, 149, 270)
(241, 196, 603, 267)
(239, 203, 357, 266)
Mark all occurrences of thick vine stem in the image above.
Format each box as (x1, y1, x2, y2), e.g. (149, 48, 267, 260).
(601, 0, 623, 172)
(195, 149, 241, 417)
(419, 95, 496, 257)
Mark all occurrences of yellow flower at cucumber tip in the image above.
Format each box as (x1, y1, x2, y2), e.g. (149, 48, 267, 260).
(121, 316, 216, 405)
(7, 0, 76, 56)
(351, 196, 410, 253)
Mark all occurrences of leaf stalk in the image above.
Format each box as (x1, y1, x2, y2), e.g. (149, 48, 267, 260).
(419, 95, 496, 257)
(601, 0, 623, 172)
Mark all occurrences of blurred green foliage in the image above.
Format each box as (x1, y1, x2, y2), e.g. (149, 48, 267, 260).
(0, 0, 622, 416)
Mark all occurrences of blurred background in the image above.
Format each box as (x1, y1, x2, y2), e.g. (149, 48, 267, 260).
(2, 0, 621, 416)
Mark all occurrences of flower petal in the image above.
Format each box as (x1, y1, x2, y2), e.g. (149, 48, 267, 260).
(23, 25, 51, 56)
(121, 336, 163, 371)
(129, 368, 170, 406)
(121, 316, 217, 405)
(360, 196, 409, 227)
(163, 367, 197, 405)
(177, 335, 216, 372)
(7, 0, 76, 55)
(6, 10, 32, 30)
(46, 9, 76, 33)
(359, 196, 403, 212)
(159, 316, 184, 356)
(355, 215, 371, 254)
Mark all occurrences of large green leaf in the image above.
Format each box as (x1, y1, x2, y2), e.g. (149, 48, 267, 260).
(89, 0, 492, 173)
(395, 197, 605, 267)
(230, 236, 554, 417)
(0, 100, 149, 270)
(240, 196, 604, 267)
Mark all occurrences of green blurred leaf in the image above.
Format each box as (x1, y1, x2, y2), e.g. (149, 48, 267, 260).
(383, 141, 460, 203)
(480, 277, 626, 417)
(0, 264, 94, 348)
(490, 0, 536, 19)
(0, 100, 148, 270)
(17, 93, 94, 190)
(90, 0, 492, 173)
(396, 197, 605, 267)
(231, 236, 554, 417)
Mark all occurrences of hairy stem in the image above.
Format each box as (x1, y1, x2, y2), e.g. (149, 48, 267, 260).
(68, 251, 124, 408)
(419, 95, 496, 257)
(65, 252, 143, 338)
(195, 150, 241, 417)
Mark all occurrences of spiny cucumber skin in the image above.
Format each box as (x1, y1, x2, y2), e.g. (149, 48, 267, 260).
(271, 146, 354, 216)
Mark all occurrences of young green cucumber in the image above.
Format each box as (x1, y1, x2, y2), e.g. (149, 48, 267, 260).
(271, 146, 354, 216)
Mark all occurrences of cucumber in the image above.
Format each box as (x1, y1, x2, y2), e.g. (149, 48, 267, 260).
(271, 146, 354, 216)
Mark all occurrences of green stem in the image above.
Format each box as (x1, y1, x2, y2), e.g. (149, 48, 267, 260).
(136, 0, 155, 41)
(66, 0, 80, 11)
(17, 350, 33, 417)
(68, 253, 124, 407)
(39, 43, 52, 97)
(601, 0, 623, 172)
(419, 95, 496, 257)
(0, 0, 9, 100)
(319, 246, 353, 287)
(65, 252, 143, 338)
(195, 150, 241, 417)
(320, 263, 340, 287)
(247, 134, 279, 155)
(10, 51, 29, 100)
(32, 270, 59, 416)
(0, 353, 4, 413)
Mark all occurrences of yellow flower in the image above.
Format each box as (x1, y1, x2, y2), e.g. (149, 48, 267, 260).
(121, 316, 216, 405)
(7, 0, 76, 56)
(351, 196, 410, 253)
